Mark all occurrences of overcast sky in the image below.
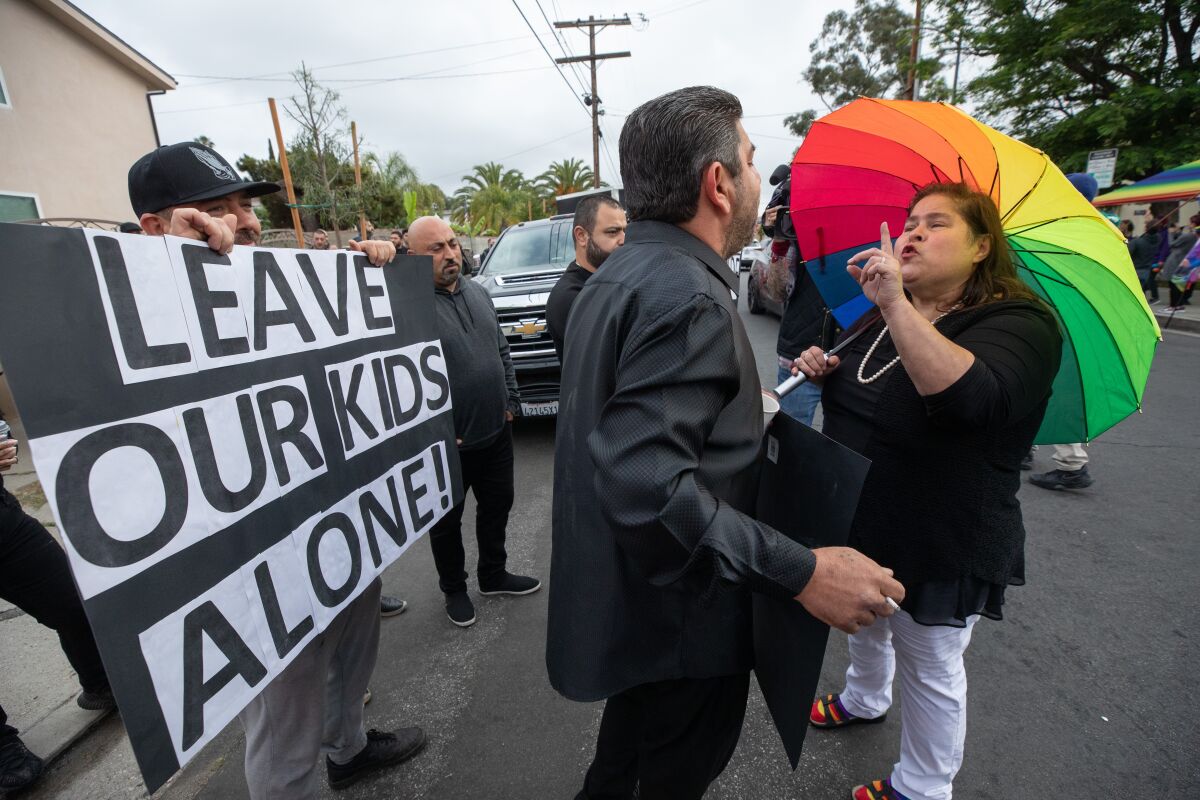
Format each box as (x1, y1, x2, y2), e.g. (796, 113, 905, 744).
(76, 0, 866, 207)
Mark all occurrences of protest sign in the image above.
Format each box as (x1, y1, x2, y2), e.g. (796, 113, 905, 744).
(0, 223, 460, 790)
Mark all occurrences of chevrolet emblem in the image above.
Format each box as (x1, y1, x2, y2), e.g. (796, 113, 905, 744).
(512, 319, 545, 338)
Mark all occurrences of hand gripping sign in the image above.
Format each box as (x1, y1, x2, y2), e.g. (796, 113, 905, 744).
(0, 223, 460, 791)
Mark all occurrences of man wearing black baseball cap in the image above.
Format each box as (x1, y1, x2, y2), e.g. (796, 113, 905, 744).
(128, 141, 394, 265)
(127, 142, 417, 798)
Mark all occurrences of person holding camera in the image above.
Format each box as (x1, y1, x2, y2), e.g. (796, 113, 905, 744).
(760, 166, 839, 426)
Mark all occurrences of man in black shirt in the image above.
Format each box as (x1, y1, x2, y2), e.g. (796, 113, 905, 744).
(549, 86, 904, 800)
(407, 216, 540, 628)
(546, 195, 627, 360)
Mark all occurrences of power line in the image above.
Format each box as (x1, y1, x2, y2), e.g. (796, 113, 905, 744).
(533, 0, 589, 94)
(428, 126, 593, 183)
(156, 65, 553, 115)
(173, 35, 533, 87)
(510, 0, 591, 116)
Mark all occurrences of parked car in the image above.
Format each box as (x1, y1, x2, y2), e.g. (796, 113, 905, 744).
(739, 239, 765, 270)
(472, 215, 574, 417)
(745, 248, 784, 317)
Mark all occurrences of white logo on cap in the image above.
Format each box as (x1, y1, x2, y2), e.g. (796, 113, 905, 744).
(190, 147, 237, 182)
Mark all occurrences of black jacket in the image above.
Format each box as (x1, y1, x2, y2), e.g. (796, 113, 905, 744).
(546, 260, 592, 361)
(434, 278, 519, 449)
(547, 221, 816, 702)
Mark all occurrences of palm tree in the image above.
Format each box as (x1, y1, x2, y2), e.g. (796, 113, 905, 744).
(453, 162, 535, 233)
(536, 158, 595, 197)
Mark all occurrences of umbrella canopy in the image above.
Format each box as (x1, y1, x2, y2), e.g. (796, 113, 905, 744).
(790, 98, 1161, 444)
(1092, 160, 1200, 207)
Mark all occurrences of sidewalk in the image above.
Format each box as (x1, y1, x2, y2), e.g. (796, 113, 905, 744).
(1153, 305, 1200, 334)
(1, 415, 114, 775)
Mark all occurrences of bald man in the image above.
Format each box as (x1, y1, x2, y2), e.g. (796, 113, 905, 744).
(407, 217, 540, 627)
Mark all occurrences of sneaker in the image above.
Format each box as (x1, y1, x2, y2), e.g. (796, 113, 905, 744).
(445, 591, 476, 627)
(0, 736, 44, 792)
(326, 727, 426, 790)
(77, 685, 116, 712)
(852, 778, 911, 800)
(1029, 465, 1094, 490)
(478, 572, 542, 596)
(380, 595, 408, 617)
(1020, 449, 1034, 470)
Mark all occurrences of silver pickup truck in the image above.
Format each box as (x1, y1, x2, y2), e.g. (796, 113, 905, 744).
(472, 214, 575, 418)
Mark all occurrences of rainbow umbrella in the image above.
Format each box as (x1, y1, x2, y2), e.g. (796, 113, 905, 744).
(1093, 160, 1200, 207)
(790, 98, 1161, 444)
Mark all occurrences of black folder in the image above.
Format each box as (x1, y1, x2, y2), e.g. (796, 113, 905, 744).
(753, 411, 871, 768)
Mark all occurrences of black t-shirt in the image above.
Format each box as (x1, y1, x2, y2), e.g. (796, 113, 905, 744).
(546, 261, 592, 361)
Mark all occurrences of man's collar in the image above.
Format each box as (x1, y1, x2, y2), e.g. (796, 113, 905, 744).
(623, 220, 737, 294)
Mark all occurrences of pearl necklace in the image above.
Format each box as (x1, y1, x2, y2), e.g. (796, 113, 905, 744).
(856, 307, 959, 385)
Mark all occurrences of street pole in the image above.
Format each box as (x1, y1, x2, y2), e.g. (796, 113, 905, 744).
(906, 0, 923, 101)
(268, 97, 305, 249)
(351, 121, 366, 241)
(589, 21, 599, 186)
(554, 15, 631, 188)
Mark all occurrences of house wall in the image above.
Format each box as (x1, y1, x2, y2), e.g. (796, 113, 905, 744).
(0, 0, 162, 223)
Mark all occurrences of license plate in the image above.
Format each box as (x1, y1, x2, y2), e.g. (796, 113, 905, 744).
(521, 401, 558, 417)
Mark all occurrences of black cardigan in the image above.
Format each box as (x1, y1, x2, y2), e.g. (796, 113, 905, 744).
(822, 299, 1062, 587)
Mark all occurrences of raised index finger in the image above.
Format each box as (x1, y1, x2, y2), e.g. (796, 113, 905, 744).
(880, 221, 893, 258)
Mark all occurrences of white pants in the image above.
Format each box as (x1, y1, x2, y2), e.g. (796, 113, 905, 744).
(1051, 443, 1088, 471)
(839, 610, 977, 800)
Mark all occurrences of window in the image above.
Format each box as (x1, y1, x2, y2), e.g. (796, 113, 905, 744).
(0, 192, 41, 223)
(0, 65, 10, 108)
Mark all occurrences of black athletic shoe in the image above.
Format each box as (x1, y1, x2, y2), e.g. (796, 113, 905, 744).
(1030, 465, 1094, 490)
(326, 727, 426, 790)
(380, 595, 408, 617)
(445, 591, 477, 627)
(77, 685, 116, 712)
(478, 572, 542, 596)
(0, 736, 44, 792)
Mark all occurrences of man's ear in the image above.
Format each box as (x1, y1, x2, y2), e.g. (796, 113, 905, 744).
(139, 211, 168, 235)
(573, 225, 589, 247)
(700, 161, 733, 217)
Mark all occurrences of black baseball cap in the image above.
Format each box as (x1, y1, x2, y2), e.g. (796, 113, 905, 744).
(128, 142, 280, 216)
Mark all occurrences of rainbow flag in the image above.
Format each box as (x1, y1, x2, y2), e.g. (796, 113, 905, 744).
(1093, 160, 1200, 207)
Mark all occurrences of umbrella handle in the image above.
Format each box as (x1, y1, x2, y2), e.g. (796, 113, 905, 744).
(772, 326, 868, 399)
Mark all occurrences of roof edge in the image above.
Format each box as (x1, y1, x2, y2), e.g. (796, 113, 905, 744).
(30, 0, 176, 91)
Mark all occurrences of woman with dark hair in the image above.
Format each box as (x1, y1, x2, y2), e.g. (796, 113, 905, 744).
(792, 183, 1062, 800)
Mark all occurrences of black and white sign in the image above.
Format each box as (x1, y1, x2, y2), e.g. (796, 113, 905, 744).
(0, 224, 460, 791)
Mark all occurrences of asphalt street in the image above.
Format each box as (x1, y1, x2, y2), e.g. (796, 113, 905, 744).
(22, 273, 1200, 799)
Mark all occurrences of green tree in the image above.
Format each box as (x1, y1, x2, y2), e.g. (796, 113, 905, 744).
(235, 154, 293, 230)
(363, 151, 446, 224)
(452, 162, 536, 234)
(536, 158, 595, 197)
(283, 64, 360, 245)
(784, 0, 948, 137)
(957, 0, 1200, 181)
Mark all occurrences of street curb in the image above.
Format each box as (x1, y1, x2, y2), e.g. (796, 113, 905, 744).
(20, 696, 113, 766)
(1155, 310, 1200, 334)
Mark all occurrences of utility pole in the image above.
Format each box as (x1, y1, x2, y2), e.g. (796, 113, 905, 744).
(554, 15, 631, 187)
(905, 0, 923, 101)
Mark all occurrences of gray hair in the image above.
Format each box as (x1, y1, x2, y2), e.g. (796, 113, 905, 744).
(618, 86, 743, 223)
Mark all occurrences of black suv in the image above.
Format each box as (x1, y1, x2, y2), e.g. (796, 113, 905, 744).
(473, 214, 574, 417)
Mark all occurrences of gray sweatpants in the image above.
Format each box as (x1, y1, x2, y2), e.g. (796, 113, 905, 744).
(239, 577, 382, 799)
